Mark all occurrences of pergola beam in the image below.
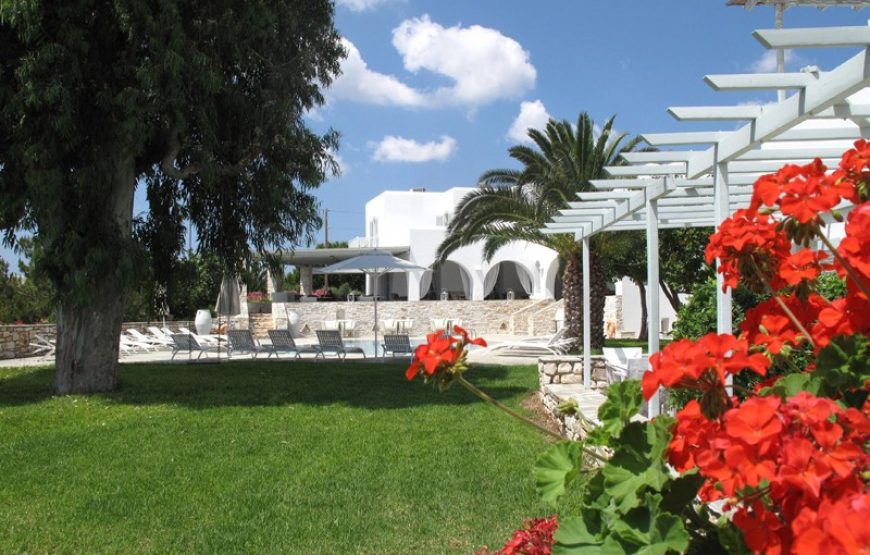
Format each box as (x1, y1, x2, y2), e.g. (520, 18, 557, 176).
(668, 105, 763, 121)
(688, 47, 870, 178)
(704, 72, 819, 91)
(754, 26, 870, 49)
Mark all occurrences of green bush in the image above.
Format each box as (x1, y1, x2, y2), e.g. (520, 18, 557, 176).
(671, 278, 763, 341)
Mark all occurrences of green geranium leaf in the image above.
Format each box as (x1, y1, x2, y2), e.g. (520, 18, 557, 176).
(534, 441, 581, 505)
(760, 372, 820, 399)
(610, 493, 690, 555)
(602, 421, 673, 512)
(587, 381, 644, 445)
(718, 520, 752, 555)
(815, 334, 870, 408)
(660, 472, 705, 516)
(554, 514, 602, 546)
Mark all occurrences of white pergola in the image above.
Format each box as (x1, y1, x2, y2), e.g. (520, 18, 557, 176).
(543, 24, 869, 416)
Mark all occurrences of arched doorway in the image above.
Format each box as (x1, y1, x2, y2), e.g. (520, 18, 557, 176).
(483, 261, 534, 300)
(422, 260, 472, 300)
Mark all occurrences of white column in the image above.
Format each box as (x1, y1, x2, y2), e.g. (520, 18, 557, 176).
(646, 192, 661, 418)
(582, 237, 591, 390)
(714, 146, 733, 335)
(407, 271, 421, 301)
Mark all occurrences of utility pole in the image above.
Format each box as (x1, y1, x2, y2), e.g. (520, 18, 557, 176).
(323, 208, 329, 290)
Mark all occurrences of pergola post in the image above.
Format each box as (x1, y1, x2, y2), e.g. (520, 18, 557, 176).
(646, 192, 661, 417)
(713, 146, 733, 335)
(582, 236, 591, 389)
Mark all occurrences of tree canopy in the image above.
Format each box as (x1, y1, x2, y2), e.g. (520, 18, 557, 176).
(0, 1, 345, 392)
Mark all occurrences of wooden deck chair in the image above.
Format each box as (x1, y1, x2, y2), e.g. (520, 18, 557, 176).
(315, 330, 366, 360)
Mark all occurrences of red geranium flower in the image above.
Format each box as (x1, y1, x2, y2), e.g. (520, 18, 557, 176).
(404, 332, 460, 380)
(779, 249, 831, 287)
(705, 209, 791, 292)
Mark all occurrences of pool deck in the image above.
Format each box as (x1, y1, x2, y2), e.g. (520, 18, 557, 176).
(0, 334, 549, 368)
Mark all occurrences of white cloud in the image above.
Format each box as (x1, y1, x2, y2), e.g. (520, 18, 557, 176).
(392, 15, 536, 106)
(327, 16, 536, 109)
(507, 100, 551, 143)
(371, 135, 457, 163)
(329, 39, 427, 107)
(336, 0, 395, 12)
(749, 49, 800, 73)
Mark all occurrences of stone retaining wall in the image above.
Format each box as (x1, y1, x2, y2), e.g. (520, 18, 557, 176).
(537, 354, 609, 390)
(537, 355, 610, 440)
(0, 320, 193, 360)
(268, 299, 564, 339)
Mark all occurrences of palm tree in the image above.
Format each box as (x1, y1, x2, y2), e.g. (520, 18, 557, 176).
(436, 113, 643, 347)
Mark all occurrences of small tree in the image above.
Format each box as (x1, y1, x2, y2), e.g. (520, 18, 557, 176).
(0, 2, 344, 393)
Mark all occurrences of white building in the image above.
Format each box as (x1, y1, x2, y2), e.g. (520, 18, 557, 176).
(354, 186, 680, 335)
(356, 187, 560, 302)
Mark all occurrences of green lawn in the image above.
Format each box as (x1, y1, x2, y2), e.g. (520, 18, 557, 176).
(0, 360, 554, 554)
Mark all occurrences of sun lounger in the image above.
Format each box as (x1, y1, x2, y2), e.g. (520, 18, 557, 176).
(267, 329, 321, 359)
(382, 334, 414, 357)
(488, 328, 576, 356)
(227, 330, 275, 359)
(170, 333, 209, 360)
(28, 333, 55, 357)
(120, 334, 155, 353)
(315, 330, 366, 360)
(126, 328, 170, 349)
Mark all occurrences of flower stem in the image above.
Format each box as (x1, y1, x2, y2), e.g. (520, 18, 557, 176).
(815, 231, 870, 301)
(455, 375, 609, 463)
(748, 258, 815, 350)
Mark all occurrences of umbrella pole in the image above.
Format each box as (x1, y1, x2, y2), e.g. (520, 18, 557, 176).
(373, 271, 379, 359)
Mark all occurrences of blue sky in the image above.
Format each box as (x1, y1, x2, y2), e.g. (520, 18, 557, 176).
(2, 1, 868, 270)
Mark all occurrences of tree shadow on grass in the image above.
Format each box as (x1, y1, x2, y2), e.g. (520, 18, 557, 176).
(0, 360, 534, 410)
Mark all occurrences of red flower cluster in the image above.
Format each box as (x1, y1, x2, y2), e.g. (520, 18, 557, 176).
(641, 333, 769, 404)
(404, 325, 486, 381)
(751, 159, 856, 224)
(669, 393, 869, 555)
(499, 516, 558, 555)
(836, 202, 870, 298)
(739, 295, 826, 353)
(705, 209, 792, 292)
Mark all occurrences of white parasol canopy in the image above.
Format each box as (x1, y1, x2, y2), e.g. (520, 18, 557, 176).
(314, 250, 426, 356)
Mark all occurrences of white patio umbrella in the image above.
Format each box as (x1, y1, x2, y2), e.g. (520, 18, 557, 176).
(314, 250, 426, 357)
(214, 274, 241, 359)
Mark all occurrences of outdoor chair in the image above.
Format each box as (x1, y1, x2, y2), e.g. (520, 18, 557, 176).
(382, 334, 414, 357)
(170, 333, 209, 360)
(127, 328, 171, 349)
(487, 328, 576, 356)
(602, 347, 647, 384)
(227, 330, 275, 359)
(267, 329, 322, 359)
(120, 334, 155, 353)
(28, 333, 55, 357)
(315, 330, 366, 360)
(146, 326, 176, 347)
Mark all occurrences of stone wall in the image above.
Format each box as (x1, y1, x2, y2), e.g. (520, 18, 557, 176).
(268, 299, 565, 339)
(537, 355, 611, 441)
(537, 355, 609, 390)
(0, 320, 193, 360)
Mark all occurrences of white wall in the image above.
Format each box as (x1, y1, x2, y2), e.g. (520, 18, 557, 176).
(367, 188, 560, 301)
(617, 277, 681, 337)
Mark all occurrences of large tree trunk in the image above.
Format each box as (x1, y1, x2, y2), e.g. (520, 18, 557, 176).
(589, 251, 607, 349)
(636, 279, 648, 342)
(561, 252, 583, 344)
(53, 159, 136, 394)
